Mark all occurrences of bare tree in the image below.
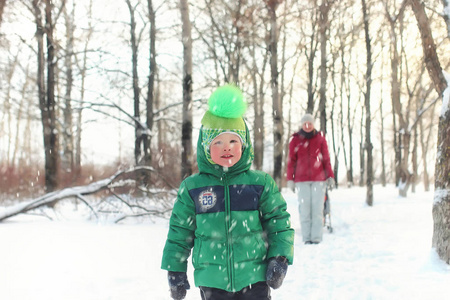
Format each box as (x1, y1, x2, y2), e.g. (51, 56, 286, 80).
(409, 0, 449, 264)
(145, 0, 156, 171)
(240, 2, 270, 171)
(74, 0, 94, 178)
(248, 27, 269, 171)
(266, 0, 283, 188)
(318, 0, 333, 133)
(194, 0, 245, 84)
(383, 0, 407, 189)
(336, 10, 359, 187)
(125, 0, 143, 166)
(362, 0, 373, 206)
(180, 0, 194, 179)
(300, 3, 320, 114)
(31, 0, 64, 193)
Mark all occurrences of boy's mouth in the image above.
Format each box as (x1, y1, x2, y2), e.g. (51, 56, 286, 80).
(221, 154, 233, 158)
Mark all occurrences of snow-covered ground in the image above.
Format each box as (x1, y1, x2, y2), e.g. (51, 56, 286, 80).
(0, 185, 449, 300)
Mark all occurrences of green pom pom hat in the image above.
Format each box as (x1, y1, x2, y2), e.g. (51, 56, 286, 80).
(201, 84, 248, 164)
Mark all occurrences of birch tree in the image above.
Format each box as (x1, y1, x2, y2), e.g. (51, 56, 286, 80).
(180, 0, 193, 179)
(318, 0, 333, 133)
(62, 2, 75, 180)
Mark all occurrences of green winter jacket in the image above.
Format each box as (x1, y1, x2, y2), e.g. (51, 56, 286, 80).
(161, 125, 294, 292)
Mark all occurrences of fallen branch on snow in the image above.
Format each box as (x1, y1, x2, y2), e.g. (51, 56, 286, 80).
(0, 166, 173, 223)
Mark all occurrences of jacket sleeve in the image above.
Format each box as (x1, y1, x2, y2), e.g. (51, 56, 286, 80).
(259, 174, 295, 264)
(320, 136, 335, 179)
(161, 181, 196, 272)
(286, 136, 297, 181)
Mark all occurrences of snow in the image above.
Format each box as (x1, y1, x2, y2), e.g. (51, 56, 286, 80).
(0, 185, 449, 300)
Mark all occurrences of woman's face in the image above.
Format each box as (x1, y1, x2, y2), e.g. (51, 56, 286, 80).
(302, 121, 314, 133)
(210, 133, 242, 167)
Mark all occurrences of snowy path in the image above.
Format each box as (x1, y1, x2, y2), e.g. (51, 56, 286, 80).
(0, 185, 449, 299)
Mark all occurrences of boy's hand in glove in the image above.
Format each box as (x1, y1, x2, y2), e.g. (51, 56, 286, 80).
(266, 256, 288, 289)
(326, 177, 335, 190)
(168, 271, 190, 300)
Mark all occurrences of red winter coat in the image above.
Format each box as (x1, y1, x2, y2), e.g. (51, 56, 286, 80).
(286, 130, 334, 182)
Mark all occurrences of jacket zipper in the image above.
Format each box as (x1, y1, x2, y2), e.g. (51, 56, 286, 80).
(222, 173, 235, 291)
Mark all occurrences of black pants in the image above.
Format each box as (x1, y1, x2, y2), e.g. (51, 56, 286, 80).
(200, 281, 271, 300)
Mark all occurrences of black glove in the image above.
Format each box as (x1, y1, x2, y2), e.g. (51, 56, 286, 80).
(266, 256, 288, 289)
(168, 271, 190, 300)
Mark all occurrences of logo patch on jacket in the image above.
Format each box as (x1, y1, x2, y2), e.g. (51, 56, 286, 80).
(198, 189, 217, 212)
(189, 185, 263, 214)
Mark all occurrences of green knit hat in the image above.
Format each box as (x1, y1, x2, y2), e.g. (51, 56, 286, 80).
(201, 84, 247, 164)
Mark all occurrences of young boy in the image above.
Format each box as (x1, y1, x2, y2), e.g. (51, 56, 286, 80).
(161, 84, 294, 300)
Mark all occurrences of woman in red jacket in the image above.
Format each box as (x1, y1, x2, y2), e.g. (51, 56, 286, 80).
(286, 113, 335, 244)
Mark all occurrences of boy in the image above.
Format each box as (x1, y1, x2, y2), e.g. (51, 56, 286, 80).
(161, 84, 294, 300)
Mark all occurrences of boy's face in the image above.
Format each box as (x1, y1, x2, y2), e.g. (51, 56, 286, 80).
(210, 132, 243, 167)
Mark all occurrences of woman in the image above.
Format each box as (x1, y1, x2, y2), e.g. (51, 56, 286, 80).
(286, 113, 335, 244)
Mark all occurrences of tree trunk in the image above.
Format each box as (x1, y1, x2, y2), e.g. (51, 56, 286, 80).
(62, 4, 75, 180)
(411, 128, 418, 193)
(252, 72, 265, 171)
(419, 114, 433, 191)
(359, 108, 365, 187)
(362, 0, 373, 206)
(267, 1, 283, 188)
(347, 87, 354, 186)
(12, 67, 30, 168)
(380, 96, 387, 187)
(44, 0, 59, 193)
(319, 1, 331, 133)
(409, 0, 449, 264)
(75, 0, 94, 180)
(409, 0, 446, 95)
(180, 0, 193, 180)
(146, 0, 156, 159)
(245, 5, 269, 171)
(398, 132, 411, 197)
(0, 0, 6, 28)
(145, 0, 156, 175)
(4, 53, 18, 168)
(386, 3, 404, 188)
(33, 0, 59, 193)
(306, 16, 318, 114)
(126, 0, 142, 166)
(432, 110, 450, 264)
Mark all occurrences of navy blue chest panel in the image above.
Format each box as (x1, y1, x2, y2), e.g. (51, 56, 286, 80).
(188, 185, 264, 214)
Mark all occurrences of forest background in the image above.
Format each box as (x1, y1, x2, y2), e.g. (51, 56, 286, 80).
(0, 0, 449, 262)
